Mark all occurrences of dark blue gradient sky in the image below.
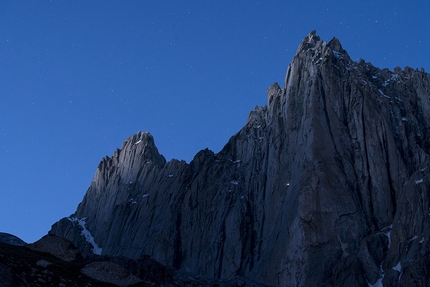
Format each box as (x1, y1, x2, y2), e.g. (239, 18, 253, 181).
(1, 1, 429, 243)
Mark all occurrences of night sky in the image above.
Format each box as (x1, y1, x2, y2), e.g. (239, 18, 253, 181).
(1, 1, 429, 243)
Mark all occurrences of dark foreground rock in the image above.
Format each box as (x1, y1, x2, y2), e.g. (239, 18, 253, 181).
(0, 235, 265, 287)
(49, 31, 430, 286)
(0, 239, 117, 287)
(27, 234, 83, 262)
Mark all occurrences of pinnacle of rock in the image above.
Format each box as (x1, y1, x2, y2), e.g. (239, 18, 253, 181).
(296, 30, 321, 53)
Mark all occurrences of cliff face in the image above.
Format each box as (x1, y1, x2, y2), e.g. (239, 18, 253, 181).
(50, 31, 430, 286)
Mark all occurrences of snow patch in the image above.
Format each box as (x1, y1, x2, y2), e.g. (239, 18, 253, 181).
(68, 217, 103, 255)
(415, 179, 423, 184)
(409, 235, 418, 242)
(392, 261, 401, 272)
(378, 89, 391, 99)
(382, 74, 402, 87)
(332, 50, 343, 59)
(230, 180, 239, 185)
(367, 260, 385, 287)
(392, 261, 403, 281)
(134, 139, 142, 145)
(381, 225, 392, 249)
(391, 74, 401, 82)
(367, 277, 383, 287)
(368, 225, 395, 286)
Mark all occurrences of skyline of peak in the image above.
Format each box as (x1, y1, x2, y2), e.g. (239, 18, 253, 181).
(1, 1, 429, 244)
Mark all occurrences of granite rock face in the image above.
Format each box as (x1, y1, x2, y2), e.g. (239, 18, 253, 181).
(50, 31, 430, 286)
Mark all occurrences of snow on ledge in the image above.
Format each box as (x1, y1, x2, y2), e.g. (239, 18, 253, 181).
(415, 179, 423, 184)
(68, 216, 103, 255)
(392, 261, 401, 272)
(332, 50, 343, 59)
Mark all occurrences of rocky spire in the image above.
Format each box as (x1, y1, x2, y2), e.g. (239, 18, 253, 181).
(296, 30, 321, 54)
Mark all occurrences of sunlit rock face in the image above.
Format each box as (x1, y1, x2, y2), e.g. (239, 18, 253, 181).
(50, 31, 430, 286)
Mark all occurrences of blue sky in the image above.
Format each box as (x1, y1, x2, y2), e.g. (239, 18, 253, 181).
(1, 1, 429, 243)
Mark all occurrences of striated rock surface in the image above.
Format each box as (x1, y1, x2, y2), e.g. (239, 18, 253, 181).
(50, 31, 430, 286)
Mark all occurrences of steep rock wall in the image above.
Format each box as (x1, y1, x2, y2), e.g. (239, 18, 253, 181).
(50, 31, 430, 286)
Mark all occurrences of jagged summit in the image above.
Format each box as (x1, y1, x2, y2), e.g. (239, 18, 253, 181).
(50, 33, 430, 287)
(295, 30, 346, 56)
(294, 30, 350, 65)
(296, 30, 321, 53)
(327, 36, 345, 53)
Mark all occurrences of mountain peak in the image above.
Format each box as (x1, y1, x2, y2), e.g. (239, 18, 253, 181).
(49, 33, 430, 286)
(327, 37, 344, 52)
(294, 31, 351, 63)
(296, 30, 321, 54)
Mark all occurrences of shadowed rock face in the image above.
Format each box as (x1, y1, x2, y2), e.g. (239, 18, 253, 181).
(0, 236, 177, 287)
(0, 232, 27, 246)
(27, 234, 83, 262)
(50, 31, 430, 286)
